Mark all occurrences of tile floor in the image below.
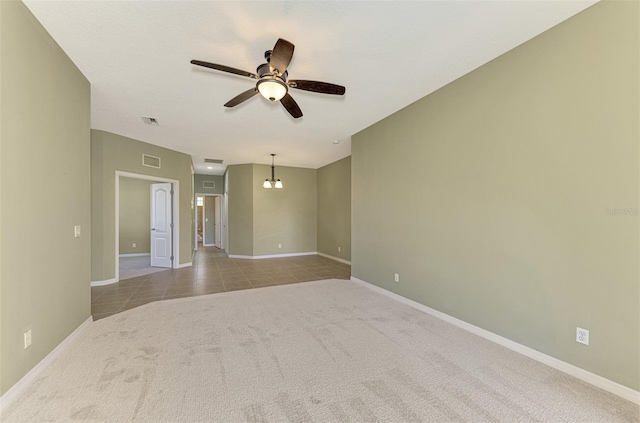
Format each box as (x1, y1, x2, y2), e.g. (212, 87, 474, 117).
(118, 255, 168, 280)
(91, 247, 351, 320)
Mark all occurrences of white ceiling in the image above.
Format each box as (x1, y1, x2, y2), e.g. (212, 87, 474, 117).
(24, 0, 596, 176)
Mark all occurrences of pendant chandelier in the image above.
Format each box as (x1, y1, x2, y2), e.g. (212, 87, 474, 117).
(263, 154, 283, 189)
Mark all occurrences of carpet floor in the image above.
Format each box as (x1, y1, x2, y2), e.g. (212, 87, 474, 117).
(2, 280, 637, 422)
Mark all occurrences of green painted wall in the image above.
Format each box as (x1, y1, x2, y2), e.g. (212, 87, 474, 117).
(223, 170, 230, 250)
(0, 0, 3, 395)
(253, 164, 317, 256)
(204, 196, 216, 245)
(226, 164, 254, 256)
(91, 130, 193, 282)
(194, 174, 224, 195)
(352, 1, 639, 390)
(194, 174, 224, 250)
(119, 177, 153, 255)
(227, 164, 318, 257)
(0, 0, 91, 395)
(317, 156, 351, 262)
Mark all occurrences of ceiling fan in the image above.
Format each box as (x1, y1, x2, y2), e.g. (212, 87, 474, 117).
(191, 38, 345, 119)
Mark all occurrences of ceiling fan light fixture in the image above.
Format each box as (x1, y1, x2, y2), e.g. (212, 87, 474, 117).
(191, 38, 345, 119)
(257, 78, 288, 102)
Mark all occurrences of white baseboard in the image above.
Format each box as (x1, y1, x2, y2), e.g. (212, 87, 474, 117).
(118, 253, 150, 258)
(203, 243, 216, 247)
(175, 262, 192, 268)
(90, 277, 118, 287)
(0, 316, 93, 414)
(317, 252, 351, 265)
(350, 276, 640, 405)
(228, 252, 317, 260)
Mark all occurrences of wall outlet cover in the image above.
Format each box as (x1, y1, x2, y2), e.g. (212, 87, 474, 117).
(576, 327, 589, 345)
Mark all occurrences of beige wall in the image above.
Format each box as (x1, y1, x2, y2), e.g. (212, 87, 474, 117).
(119, 177, 153, 255)
(91, 130, 194, 282)
(226, 165, 254, 256)
(352, 1, 639, 390)
(0, 0, 91, 396)
(317, 156, 351, 262)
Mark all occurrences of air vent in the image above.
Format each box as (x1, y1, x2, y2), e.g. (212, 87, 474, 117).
(142, 154, 161, 169)
(142, 116, 159, 126)
(203, 181, 215, 189)
(204, 158, 223, 164)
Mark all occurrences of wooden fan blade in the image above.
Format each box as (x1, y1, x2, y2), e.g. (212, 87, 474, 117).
(224, 88, 258, 107)
(280, 93, 303, 119)
(269, 39, 294, 75)
(288, 80, 345, 95)
(191, 60, 258, 79)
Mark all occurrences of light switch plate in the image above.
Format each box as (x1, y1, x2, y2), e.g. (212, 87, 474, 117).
(24, 330, 32, 349)
(74, 225, 81, 237)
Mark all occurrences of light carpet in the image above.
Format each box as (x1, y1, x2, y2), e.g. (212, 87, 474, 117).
(2, 280, 637, 422)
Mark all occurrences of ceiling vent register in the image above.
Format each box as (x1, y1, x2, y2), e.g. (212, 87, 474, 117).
(204, 158, 224, 164)
(142, 154, 161, 169)
(141, 117, 159, 126)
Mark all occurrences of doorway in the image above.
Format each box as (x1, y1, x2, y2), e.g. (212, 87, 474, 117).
(116, 171, 180, 282)
(195, 194, 224, 251)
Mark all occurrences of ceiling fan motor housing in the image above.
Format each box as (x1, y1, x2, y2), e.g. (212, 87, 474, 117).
(257, 63, 288, 81)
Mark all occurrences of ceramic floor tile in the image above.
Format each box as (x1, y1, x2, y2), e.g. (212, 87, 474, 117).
(92, 246, 350, 319)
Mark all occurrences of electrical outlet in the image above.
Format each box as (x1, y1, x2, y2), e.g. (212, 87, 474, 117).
(338, 246, 341, 252)
(24, 330, 32, 349)
(576, 327, 589, 345)
(394, 273, 400, 283)
(74, 225, 81, 238)
(278, 243, 282, 249)
(132, 243, 136, 248)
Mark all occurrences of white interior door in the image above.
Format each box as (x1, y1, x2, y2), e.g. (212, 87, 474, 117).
(150, 183, 172, 268)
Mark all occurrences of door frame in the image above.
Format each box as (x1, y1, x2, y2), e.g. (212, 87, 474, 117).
(116, 171, 180, 282)
(194, 193, 224, 250)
